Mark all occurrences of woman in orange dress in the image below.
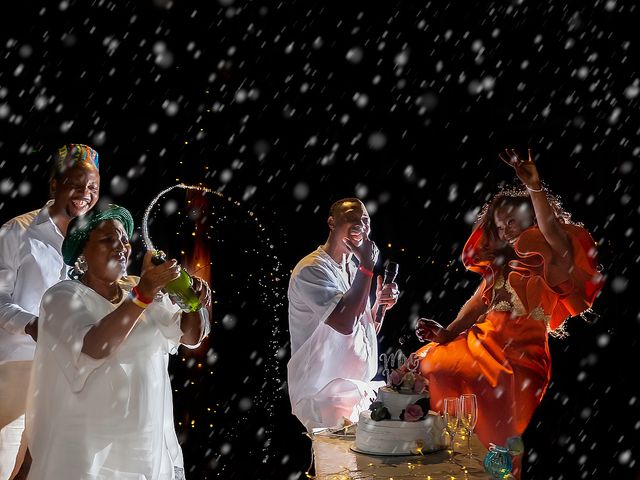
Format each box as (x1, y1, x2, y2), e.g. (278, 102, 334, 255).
(416, 148, 604, 456)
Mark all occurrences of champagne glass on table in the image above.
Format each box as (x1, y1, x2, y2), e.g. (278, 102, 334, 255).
(459, 394, 478, 458)
(443, 397, 460, 464)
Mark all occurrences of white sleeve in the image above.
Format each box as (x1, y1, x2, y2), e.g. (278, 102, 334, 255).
(180, 308, 210, 350)
(0, 222, 37, 334)
(292, 264, 344, 323)
(147, 293, 210, 353)
(147, 293, 183, 354)
(39, 282, 106, 392)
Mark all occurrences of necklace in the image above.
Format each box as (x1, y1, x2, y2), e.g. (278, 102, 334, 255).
(108, 286, 124, 304)
(80, 278, 123, 304)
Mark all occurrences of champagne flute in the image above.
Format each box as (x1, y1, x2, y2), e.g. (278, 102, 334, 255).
(459, 393, 478, 458)
(443, 397, 460, 463)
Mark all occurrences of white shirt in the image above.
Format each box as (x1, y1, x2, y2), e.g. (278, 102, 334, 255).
(26, 278, 208, 480)
(287, 247, 379, 431)
(0, 201, 66, 364)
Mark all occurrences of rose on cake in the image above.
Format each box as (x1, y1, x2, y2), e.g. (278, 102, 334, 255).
(413, 375, 427, 394)
(399, 372, 415, 392)
(401, 404, 424, 422)
(389, 368, 404, 387)
(399, 397, 430, 422)
(387, 366, 429, 395)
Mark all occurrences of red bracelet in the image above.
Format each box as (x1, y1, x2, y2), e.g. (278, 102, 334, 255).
(358, 265, 374, 277)
(132, 286, 153, 304)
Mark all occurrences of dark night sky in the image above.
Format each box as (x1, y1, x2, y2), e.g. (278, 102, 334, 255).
(1, 1, 639, 478)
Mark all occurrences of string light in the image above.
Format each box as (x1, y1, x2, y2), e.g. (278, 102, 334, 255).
(140, 183, 289, 471)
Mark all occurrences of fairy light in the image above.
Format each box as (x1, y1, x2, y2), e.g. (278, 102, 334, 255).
(142, 183, 288, 472)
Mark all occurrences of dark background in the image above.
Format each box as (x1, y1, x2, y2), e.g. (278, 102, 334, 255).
(1, 1, 639, 478)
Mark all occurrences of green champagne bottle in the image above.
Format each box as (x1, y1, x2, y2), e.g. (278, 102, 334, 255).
(151, 251, 202, 312)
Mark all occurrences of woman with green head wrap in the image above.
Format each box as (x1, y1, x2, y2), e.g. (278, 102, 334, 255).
(25, 205, 211, 480)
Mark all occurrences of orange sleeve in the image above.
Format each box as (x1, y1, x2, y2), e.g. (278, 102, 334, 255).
(462, 223, 604, 333)
(510, 224, 604, 331)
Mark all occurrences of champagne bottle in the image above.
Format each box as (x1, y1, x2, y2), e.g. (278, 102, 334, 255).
(151, 251, 201, 312)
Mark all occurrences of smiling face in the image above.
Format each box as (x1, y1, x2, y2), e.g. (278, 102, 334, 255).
(493, 202, 535, 247)
(81, 220, 131, 283)
(330, 200, 371, 248)
(51, 161, 100, 218)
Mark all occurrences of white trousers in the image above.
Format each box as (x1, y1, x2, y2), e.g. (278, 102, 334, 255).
(0, 361, 31, 480)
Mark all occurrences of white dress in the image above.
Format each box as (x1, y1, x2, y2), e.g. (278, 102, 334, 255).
(26, 278, 205, 480)
(287, 247, 381, 431)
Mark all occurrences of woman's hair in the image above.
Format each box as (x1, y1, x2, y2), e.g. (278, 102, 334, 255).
(475, 184, 578, 252)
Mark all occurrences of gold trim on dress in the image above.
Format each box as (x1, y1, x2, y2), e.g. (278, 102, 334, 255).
(487, 273, 550, 326)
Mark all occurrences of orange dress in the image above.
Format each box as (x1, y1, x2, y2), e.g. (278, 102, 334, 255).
(417, 223, 603, 449)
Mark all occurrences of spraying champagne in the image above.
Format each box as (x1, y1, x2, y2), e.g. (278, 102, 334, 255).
(141, 184, 215, 313)
(151, 251, 202, 312)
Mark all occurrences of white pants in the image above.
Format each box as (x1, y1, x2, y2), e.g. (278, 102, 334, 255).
(293, 378, 385, 431)
(0, 361, 31, 480)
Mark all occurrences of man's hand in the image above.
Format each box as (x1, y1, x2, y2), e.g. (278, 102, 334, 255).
(343, 230, 379, 270)
(25, 317, 37, 342)
(375, 275, 399, 311)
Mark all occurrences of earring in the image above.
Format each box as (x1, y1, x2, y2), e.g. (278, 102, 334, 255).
(71, 254, 88, 279)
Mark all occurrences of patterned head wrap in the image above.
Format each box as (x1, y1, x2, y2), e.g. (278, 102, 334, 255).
(62, 204, 134, 266)
(53, 144, 100, 177)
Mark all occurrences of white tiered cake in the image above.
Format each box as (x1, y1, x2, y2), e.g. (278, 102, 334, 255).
(354, 374, 445, 455)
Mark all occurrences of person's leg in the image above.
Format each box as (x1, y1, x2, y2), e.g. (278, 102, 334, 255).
(294, 378, 377, 431)
(9, 444, 30, 480)
(0, 361, 32, 480)
(0, 417, 24, 480)
(420, 313, 525, 451)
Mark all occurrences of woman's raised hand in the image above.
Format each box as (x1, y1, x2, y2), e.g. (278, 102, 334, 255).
(137, 250, 181, 299)
(415, 318, 445, 343)
(498, 148, 541, 190)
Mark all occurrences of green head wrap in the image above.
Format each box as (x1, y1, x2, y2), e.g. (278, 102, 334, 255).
(62, 204, 134, 267)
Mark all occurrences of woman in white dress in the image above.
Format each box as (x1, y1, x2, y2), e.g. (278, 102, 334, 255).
(25, 205, 211, 480)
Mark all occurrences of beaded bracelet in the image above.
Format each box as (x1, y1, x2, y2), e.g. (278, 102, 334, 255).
(129, 289, 151, 309)
(132, 286, 153, 304)
(357, 265, 374, 277)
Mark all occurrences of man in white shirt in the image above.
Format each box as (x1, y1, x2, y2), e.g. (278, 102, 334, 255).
(0, 144, 100, 480)
(287, 198, 399, 431)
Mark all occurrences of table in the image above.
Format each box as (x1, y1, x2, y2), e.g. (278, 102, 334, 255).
(312, 431, 491, 479)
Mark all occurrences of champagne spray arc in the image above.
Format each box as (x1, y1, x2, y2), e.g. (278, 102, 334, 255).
(141, 183, 220, 312)
(141, 183, 221, 252)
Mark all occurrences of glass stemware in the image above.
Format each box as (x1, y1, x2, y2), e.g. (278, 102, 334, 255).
(459, 393, 478, 458)
(443, 397, 460, 463)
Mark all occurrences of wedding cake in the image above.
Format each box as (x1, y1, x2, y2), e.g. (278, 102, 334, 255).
(354, 364, 445, 455)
